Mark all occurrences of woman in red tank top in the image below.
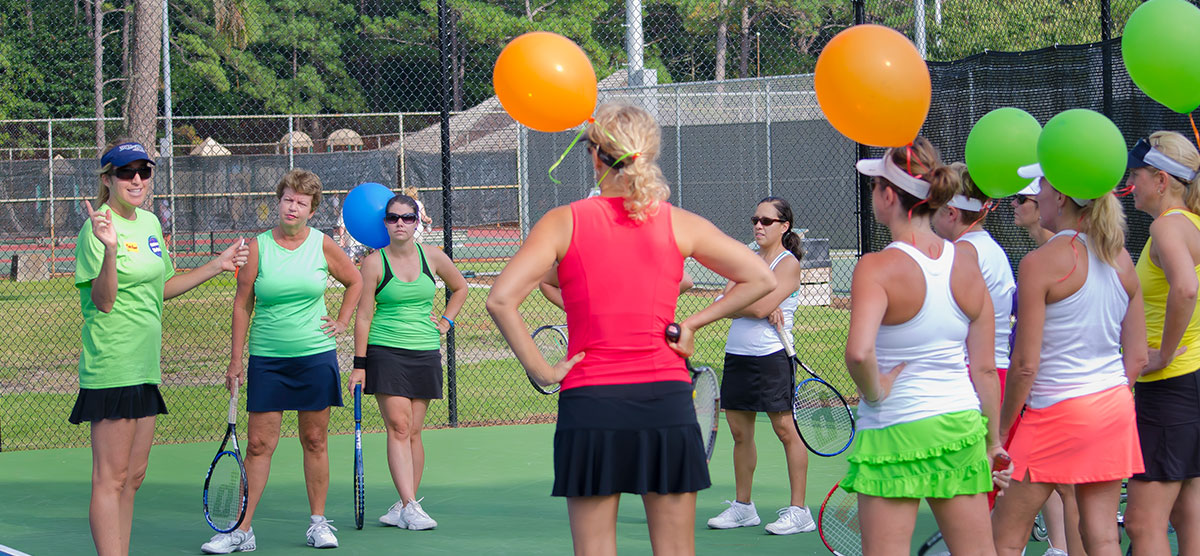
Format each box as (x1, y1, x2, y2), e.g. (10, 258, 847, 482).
(487, 103, 775, 555)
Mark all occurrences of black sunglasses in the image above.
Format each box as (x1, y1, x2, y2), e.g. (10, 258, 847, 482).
(750, 216, 785, 226)
(111, 166, 153, 180)
(1016, 195, 1038, 206)
(384, 212, 418, 225)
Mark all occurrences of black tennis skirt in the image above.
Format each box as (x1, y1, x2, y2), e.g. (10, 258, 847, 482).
(552, 380, 711, 497)
(364, 344, 443, 399)
(246, 349, 343, 412)
(1133, 369, 1200, 481)
(69, 383, 168, 424)
(721, 350, 794, 413)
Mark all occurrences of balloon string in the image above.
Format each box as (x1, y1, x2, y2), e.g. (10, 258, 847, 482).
(954, 201, 993, 241)
(1055, 219, 1085, 284)
(547, 119, 594, 185)
(1190, 113, 1200, 151)
(1115, 184, 1135, 197)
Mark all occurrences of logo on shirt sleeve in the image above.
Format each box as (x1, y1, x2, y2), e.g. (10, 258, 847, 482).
(148, 236, 162, 257)
(124, 241, 139, 253)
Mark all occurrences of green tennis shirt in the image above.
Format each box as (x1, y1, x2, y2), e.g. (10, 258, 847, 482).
(249, 228, 336, 357)
(75, 206, 175, 389)
(368, 245, 440, 351)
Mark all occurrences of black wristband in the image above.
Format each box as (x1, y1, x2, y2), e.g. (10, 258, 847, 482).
(353, 356, 367, 369)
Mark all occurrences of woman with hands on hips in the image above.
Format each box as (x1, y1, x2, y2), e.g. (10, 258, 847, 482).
(348, 193, 467, 532)
(486, 103, 775, 555)
(73, 138, 248, 556)
(203, 169, 362, 554)
(843, 138, 1006, 556)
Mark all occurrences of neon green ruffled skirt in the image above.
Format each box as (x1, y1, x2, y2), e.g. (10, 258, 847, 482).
(840, 410, 991, 499)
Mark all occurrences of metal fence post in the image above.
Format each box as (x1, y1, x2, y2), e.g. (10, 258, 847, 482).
(765, 79, 773, 197)
(1100, 0, 1113, 118)
(854, 0, 871, 257)
(518, 125, 529, 238)
(438, 0, 458, 427)
(48, 120, 55, 263)
(399, 113, 406, 191)
(287, 115, 295, 170)
(675, 86, 683, 207)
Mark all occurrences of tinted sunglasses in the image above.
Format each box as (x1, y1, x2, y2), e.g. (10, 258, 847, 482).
(750, 216, 785, 226)
(111, 166, 153, 180)
(384, 212, 418, 225)
(1015, 195, 1038, 206)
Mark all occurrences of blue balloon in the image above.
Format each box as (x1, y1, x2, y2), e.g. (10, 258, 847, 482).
(343, 182, 395, 249)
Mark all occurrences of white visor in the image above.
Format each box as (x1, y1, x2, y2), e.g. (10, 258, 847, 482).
(857, 155, 931, 200)
(947, 194, 984, 211)
(1016, 163, 1089, 207)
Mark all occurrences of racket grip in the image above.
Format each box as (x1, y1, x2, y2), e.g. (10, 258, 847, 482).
(353, 384, 362, 420)
(665, 323, 681, 342)
(991, 453, 1012, 472)
(234, 238, 245, 279)
(226, 381, 239, 425)
(773, 322, 796, 358)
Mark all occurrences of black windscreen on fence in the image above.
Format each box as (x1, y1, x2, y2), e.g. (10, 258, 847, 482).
(869, 39, 1193, 267)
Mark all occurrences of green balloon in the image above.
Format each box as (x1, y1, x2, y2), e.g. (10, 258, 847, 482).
(965, 108, 1042, 198)
(1037, 109, 1127, 200)
(1122, 0, 1200, 113)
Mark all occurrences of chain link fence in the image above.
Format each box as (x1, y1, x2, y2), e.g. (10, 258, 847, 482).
(0, 0, 1179, 450)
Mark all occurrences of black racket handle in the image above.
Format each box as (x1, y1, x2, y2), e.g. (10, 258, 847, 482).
(665, 322, 681, 342)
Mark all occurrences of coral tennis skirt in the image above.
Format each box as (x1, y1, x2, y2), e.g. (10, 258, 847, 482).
(1007, 385, 1143, 484)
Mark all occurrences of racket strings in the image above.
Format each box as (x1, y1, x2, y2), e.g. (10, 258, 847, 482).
(822, 490, 862, 555)
(794, 380, 854, 454)
(209, 454, 246, 526)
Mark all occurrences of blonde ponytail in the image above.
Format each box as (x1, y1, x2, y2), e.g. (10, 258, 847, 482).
(587, 103, 670, 222)
(1080, 193, 1126, 267)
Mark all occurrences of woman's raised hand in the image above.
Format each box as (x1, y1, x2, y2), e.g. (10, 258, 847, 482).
(84, 200, 117, 249)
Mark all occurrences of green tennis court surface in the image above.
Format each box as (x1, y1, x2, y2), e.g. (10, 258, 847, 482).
(0, 417, 1054, 555)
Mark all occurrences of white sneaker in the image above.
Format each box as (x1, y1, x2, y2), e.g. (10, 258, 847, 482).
(400, 498, 438, 530)
(1042, 548, 1068, 556)
(765, 505, 816, 535)
(305, 516, 338, 549)
(707, 500, 760, 529)
(379, 500, 406, 527)
(201, 528, 256, 554)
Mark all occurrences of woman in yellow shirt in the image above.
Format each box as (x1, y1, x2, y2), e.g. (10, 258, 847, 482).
(1124, 131, 1200, 555)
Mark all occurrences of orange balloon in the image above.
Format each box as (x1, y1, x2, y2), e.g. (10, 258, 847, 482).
(493, 32, 598, 133)
(814, 25, 931, 147)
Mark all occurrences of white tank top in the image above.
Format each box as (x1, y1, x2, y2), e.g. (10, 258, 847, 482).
(857, 240, 980, 430)
(958, 231, 1016, 369)
(1028, 231, 1129, 409)
(725, 251, 800, 356)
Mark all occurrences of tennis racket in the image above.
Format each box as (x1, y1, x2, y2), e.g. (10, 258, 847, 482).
(775, 324, 855, 457)
(917, 530, 945, 556)
(664, 323, 720, 461)
(818, 481, 862, 556)
(203, 382, 249, 533)
(691, 364, 719, 461)
(528, 325, 567, 395)
(353, 384, 364, 530)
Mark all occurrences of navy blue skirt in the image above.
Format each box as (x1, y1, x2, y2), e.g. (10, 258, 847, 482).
(68, 383, 168, 424)
(247, 350, 343, 412)
(552, 380, 711, 497)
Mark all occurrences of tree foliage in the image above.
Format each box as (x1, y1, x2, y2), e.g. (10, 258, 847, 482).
(1, 0, 1147, 134)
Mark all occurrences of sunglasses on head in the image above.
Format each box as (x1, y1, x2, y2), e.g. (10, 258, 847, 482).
(384, 212, 418, 225)
(750, 216, 785, 226)
(1016, 195, 1038, 206)
(111, 166, 152, 181)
